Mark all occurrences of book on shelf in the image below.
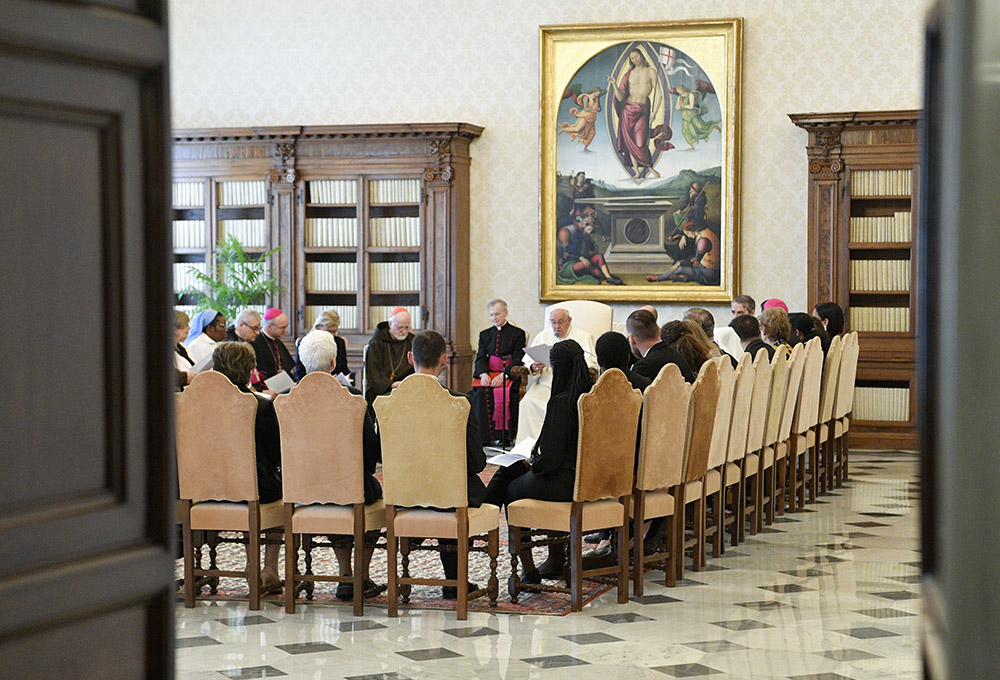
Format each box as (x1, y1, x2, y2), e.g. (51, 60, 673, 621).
(308, 180, 356, 204)
(369, 262, 420, 292)
(849, 169, 913, 197)
(849, 211, 911, 243)
(370, 305, 421, 329)
(173, 220, 206, 249)
(849, 306, 911, 332)
(173, 262, 208, 294)
(369, 217, 421, 247)
(368, 178, 420, 204)
(217, 180, 266, 206)
(305, 305, 357, 330)
(849, 259, 911, 291)
(305, 217, 359, 248)
(306, 262, 357, 292)
(220, 219, 268, 248)
(172, 181, 205, 207)
(854, 386, 910, 422)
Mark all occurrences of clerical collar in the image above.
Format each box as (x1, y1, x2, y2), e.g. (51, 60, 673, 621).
(494, 322, 506, 331)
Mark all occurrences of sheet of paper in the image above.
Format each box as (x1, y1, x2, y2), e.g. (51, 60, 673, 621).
(524, 344, 552, 367)
(335, 372, 353, 387)
(264, 370, 295, 393)
(191, 353, 213, 373)
(487, 437, 535, 467)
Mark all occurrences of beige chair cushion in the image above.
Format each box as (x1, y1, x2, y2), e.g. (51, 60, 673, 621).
(684, 479, 703, 501)
(725, 462, 741, 483)
(392, 504, 500, 539)
(763, 445, 775, 468)
(290, 500, 386, 535)
(507, 499, 624, 533)
(634, 490, 675, 520)
(836, 418, 850, 437)
(189, 499, 284, 531)
(704, 468, 721, 496)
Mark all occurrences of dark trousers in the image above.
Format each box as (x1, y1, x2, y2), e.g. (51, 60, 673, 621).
(472, 376, 521, 445)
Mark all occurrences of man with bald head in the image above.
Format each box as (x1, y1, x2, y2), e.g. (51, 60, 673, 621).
(252, 307, 296, 388)
(515, 307, 598, 443)
(365, 306, 415, 404)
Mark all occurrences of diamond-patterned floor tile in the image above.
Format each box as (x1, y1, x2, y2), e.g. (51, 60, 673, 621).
(560, 632, 624, 644)
(521, 655, 589, 668)
(395, 648, 463, 661)
(652, 662, 723, 677)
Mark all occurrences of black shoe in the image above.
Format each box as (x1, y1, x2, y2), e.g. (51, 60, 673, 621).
(362, 579, 385, 599)
(520, 569, 541, 585)
(584, 532, 603, 544)
(442, 581, 480, 600)
(335, 580, 353, 601)
(536, 559, 566, 579)
(608, 274, 625, 285)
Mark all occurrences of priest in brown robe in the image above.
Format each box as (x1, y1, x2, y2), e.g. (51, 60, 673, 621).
(364, 306, 415, 404)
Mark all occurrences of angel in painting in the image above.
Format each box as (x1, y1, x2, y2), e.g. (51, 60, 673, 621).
(558, 86, 604, 152)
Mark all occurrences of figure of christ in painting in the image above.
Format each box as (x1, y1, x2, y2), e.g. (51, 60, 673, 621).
(558, 88, 602, 152)
(557, 207, 624, 285)
(608, 48, 661, 179)
(646, 225, 721, 285)
(673, 83, 722, 150)
(664, 181, 707, 262)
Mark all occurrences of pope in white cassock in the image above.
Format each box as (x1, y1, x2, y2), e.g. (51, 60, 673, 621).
(515, 307, 598, 443)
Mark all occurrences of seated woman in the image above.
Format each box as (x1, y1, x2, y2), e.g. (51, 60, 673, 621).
(174, 310, 195, 390)
(790, 312, 830, 354)
(659, 319, 713, 374)
(759, 308, 793, 357)
(294, 309, 349, 381)
(813, 301, 845, 337)
(211, 340, 284, 593)
(484, 339, 593, 582)
(297, 329, 383, 600)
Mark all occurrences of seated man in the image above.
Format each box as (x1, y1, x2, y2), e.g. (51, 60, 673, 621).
(472, 298, 526, 446)
(298, 329, 383, 600)
(731, 294, 756, 318)
(684, 307, 738, 368)
(184, 309, 227, 365)
(516, 307, 598, 443)
(252, 308, 296, 388)
(228, 309, 269, 390)
(730, 314, 775, 361)
(405, 329, 488, 598)
(365, 307, 415, 404)
(627, 309, 695, 383)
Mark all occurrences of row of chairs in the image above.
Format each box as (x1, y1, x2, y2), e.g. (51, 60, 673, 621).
(175, 332, 859, 618)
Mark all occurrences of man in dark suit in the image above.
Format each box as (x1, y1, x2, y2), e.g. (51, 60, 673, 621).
(472, 298, 526, 446)
(626, 309, 696, 382)
(730, 314, 775, 361)
(408, 329, 487, 598)
(252, 308, 296, 389)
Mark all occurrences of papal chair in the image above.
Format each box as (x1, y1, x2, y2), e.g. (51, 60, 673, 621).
(273, 373, 386, 616)
(831, 332, 860, 485)
(176, 371, 284, 611)
(542, 300, 613, 340)
(814, 335, 844, 494)
(741, 348, 775, 537)
(374, 374, 500, 620)
(632, 363, 691, 594)
(721, 353, 755, 548)
(507, 369, 642, 611)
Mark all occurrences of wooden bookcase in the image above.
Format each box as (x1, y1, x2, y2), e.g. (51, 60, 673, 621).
(171, 123, 484, 391)
(790, 110, 919, 450)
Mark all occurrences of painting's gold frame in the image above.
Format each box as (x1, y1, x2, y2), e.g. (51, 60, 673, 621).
(540, 19, 743, 302)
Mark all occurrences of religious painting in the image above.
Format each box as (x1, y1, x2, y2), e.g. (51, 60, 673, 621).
(540, 20, 743, 302)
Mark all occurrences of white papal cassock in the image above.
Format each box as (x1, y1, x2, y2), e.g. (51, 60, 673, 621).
(514, 324, 598, 444)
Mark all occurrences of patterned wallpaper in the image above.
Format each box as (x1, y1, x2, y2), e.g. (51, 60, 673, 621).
(169, 0, 931, 338)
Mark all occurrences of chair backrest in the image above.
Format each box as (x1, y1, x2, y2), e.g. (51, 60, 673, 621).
(746, 348, 774, 455)
(818, 335, 843, 424)
(273, 372, 368, 505)
(574, 368, 643, 502)
(175, 371, 259, 502)
(777, 342, 807, 442)
(833, 332, 860, 419)
(373, 373, 470, 508)
(636, 363, 692, 491)
(682, 359, 722, 484)
(764, 349, 789, 448)
(707, 357, 736, 469)
(726, 353, 756, 464)
(543, 300, 613, 340)
(793, 338, 825, 436)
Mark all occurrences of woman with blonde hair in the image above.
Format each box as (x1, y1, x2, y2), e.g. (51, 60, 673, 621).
(659, 319, 714, 373)
(759, 308, 793, 357)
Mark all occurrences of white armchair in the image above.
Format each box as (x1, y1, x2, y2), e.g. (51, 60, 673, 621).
(543, 300, 613, 340)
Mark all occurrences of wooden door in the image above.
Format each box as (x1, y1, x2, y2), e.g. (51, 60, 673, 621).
(0, 1, 174, 677)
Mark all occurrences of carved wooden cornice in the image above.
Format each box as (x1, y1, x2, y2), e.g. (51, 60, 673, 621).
(424, 140, 453, 182)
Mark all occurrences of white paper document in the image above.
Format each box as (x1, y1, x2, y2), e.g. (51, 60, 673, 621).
(191, 353, 213, 373)
(335, 372, 353, 387)
(487, 437, 535, 467)
(524, 344, 553, 367)
(264, 370, 296, 393)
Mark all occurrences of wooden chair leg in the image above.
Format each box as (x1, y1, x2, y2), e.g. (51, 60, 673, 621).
(570, 504, 584, 612)
(618, 496, 629, 604)
(775, 455, 786, 516)
(665, 505, 677, 588)
(457, 509, 469, 621)
(735, 468, 747, 546)
(353, 503, 364, 617)
(674, 486, 686, 582)
(633, 491, 645, 596)
(842, 429, 851, 482)
(488, 529, 499, 607)
(182, 500, 195, 608)
(248, 501, 261, 611)
(712, 484, 723, 559)
(386, 507, 398, 617)
(694, 493, 705, 571)
(508, 526, 522, 604)
(284, 504, 295, 614)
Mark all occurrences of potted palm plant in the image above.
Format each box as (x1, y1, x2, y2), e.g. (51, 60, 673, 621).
(182, 234, 283, 319)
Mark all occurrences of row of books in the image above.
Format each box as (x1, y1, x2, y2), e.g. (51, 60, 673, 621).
(173, 182, 205, 207)
(221, 220, 268, 248)
(305, 218, 359, 248)
(369, 179, 420, 204)
(370, 262, 420, 292)
(370, 217, 421, 247)
(218, 180, 266, 206)
(370, 305, 421, 329)
(849, 306, 911, 333)
(173, 220, 206, 249)
(849, 212, 912, 243)
(853, 386, 910, 422)
(306, 262, 356, 292)
(173, 262, 207, 294)
(305, 305, 357, 330)
(308, 180, 357, 205)
(850, 169, 912, 197)
(849, 259, 910, 291)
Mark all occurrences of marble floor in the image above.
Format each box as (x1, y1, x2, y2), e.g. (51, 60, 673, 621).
(175, 451, 921, 680)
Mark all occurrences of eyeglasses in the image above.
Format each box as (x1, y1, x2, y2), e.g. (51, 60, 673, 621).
(243, 323, 261, 332)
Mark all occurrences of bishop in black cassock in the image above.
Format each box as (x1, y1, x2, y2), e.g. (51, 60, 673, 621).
(472, 317, 526, 446)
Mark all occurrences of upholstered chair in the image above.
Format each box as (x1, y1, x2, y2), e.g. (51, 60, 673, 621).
(542, 300, 613, 339)
(742, 348, 775, 537)
(760, 350, 789, 525)
(774, 343, 807, 516)
(721, 354, 756, 548)
(702, 357, 736, 561)
(788, 338, 824, 509)
(814, 335, 844, 493)
(831, 332, 860, 485)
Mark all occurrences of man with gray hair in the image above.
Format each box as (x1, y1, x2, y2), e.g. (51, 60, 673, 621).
(227, 309, 262, 343)
(473, 299, 526, 446)
(731, 295, 755, 317)
(684, 307, 738, 368)
(365, 306, 415, 404)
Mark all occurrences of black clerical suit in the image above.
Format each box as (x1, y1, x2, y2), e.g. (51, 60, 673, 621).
(252, 332, 296, 384)
(631, 341, 696, 383)
(472, 322, 526, 445)
(744, 338, 775, 362)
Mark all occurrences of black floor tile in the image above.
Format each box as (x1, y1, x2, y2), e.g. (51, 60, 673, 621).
(682, 640, 747, 653)
(854, 608, 917, 619)
(816, 648, 883, 661)
(396, 648, 463, 661)
(759, 583, 814, 593)
(215, 615, 275, 627)
(521, 655, 589, 668)
(275, 642, 339, 654)
(837, 626, 901, 639)
(176, 635, 222, 649)
(219, 666, 287, 679)
(593, 612, 655, 623)
(630, 594, 682, 604)
(338, 620, 387, 632)
(736, 600, 791, 610)
(710, 619, 775, 631)
(873, 590, 920, 600)
(779, 568, 832, 577)
(846, 521, 890, 528)
(652, 662, 722, 677)
(559, 632, 624, 644)
(441, 627, 500, 638)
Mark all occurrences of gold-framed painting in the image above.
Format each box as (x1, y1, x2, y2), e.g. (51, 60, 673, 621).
(540, 19, 743, 302)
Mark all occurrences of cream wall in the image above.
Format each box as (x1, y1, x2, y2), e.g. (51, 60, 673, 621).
(169, 0, 931, 339)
